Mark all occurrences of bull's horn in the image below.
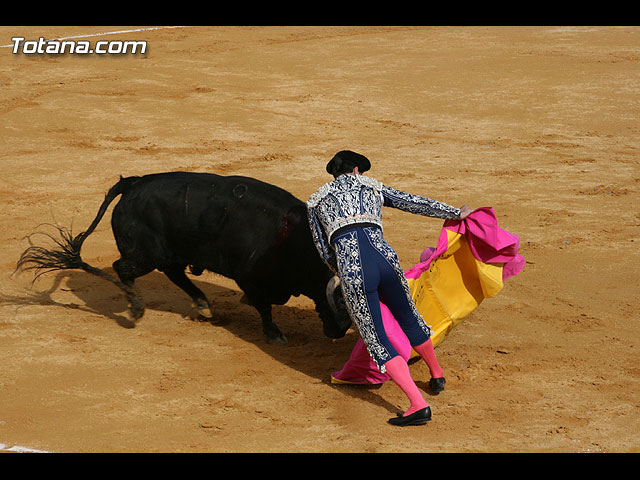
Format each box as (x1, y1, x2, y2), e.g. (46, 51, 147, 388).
(325, 275, 341, 313)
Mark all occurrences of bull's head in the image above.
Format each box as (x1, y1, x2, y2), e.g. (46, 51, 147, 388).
(319, 275, 351, 339)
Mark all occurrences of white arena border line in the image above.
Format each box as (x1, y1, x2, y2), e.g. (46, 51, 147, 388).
(0, 26, 191, 48)
(0, 442, 52, 453)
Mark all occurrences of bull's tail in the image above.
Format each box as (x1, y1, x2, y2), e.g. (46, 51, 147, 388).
(16, 176, 144, 318)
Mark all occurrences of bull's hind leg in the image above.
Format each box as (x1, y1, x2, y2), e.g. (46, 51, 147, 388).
(112, 257, 152, 320)
(162, 265, 214, 320)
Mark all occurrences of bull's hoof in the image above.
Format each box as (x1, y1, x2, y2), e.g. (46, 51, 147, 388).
(194, 308, 214, 321)
(192, 299, 214, 321)
(266, 333, 288, 345)
(128, 301, 145, 320)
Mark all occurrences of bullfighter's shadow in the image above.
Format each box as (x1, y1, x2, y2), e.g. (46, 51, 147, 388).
(7, 268, 410, 414)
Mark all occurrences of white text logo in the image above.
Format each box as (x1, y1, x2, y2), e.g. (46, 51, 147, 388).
(11, 37, 147, 55)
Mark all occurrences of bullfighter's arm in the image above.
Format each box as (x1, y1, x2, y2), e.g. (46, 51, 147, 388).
(307, 206, 338, 274)
(381, 184, 461, 220)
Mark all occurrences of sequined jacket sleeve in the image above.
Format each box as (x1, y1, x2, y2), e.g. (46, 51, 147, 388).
(381, 184, 461, 219)
(307, 205, 338, 274)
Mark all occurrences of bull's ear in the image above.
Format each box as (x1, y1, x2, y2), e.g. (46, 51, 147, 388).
(325, 276, 341, 313)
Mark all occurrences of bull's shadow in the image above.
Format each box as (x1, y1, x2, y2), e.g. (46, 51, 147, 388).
(7, 268, 406, 414)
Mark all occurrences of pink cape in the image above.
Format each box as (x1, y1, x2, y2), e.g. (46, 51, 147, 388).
(331, 207, 525, 385)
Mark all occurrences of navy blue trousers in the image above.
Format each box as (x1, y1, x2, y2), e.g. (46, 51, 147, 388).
(332, 226, 431, 372)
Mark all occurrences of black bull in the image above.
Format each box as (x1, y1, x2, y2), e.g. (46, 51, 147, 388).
(17, 172, 352, 344)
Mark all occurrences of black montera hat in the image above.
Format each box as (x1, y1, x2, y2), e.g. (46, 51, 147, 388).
(326, 150, 371, 176)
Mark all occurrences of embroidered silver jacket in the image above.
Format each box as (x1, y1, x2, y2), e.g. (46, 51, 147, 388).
(306, 173, 460, 273)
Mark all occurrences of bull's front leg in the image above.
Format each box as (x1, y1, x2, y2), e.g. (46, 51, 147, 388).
(255, 304, 288, 345)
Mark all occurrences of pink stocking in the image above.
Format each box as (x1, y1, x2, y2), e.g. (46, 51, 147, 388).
(413, 338, 444, 379)
(384, 355, 428, 417)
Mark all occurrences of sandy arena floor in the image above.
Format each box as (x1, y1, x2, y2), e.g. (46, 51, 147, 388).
(0, 26, 639, 453)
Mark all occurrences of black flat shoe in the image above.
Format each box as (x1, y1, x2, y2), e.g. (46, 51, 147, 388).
(388, 406, 432, 426)
(429, 377, 446, 393)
